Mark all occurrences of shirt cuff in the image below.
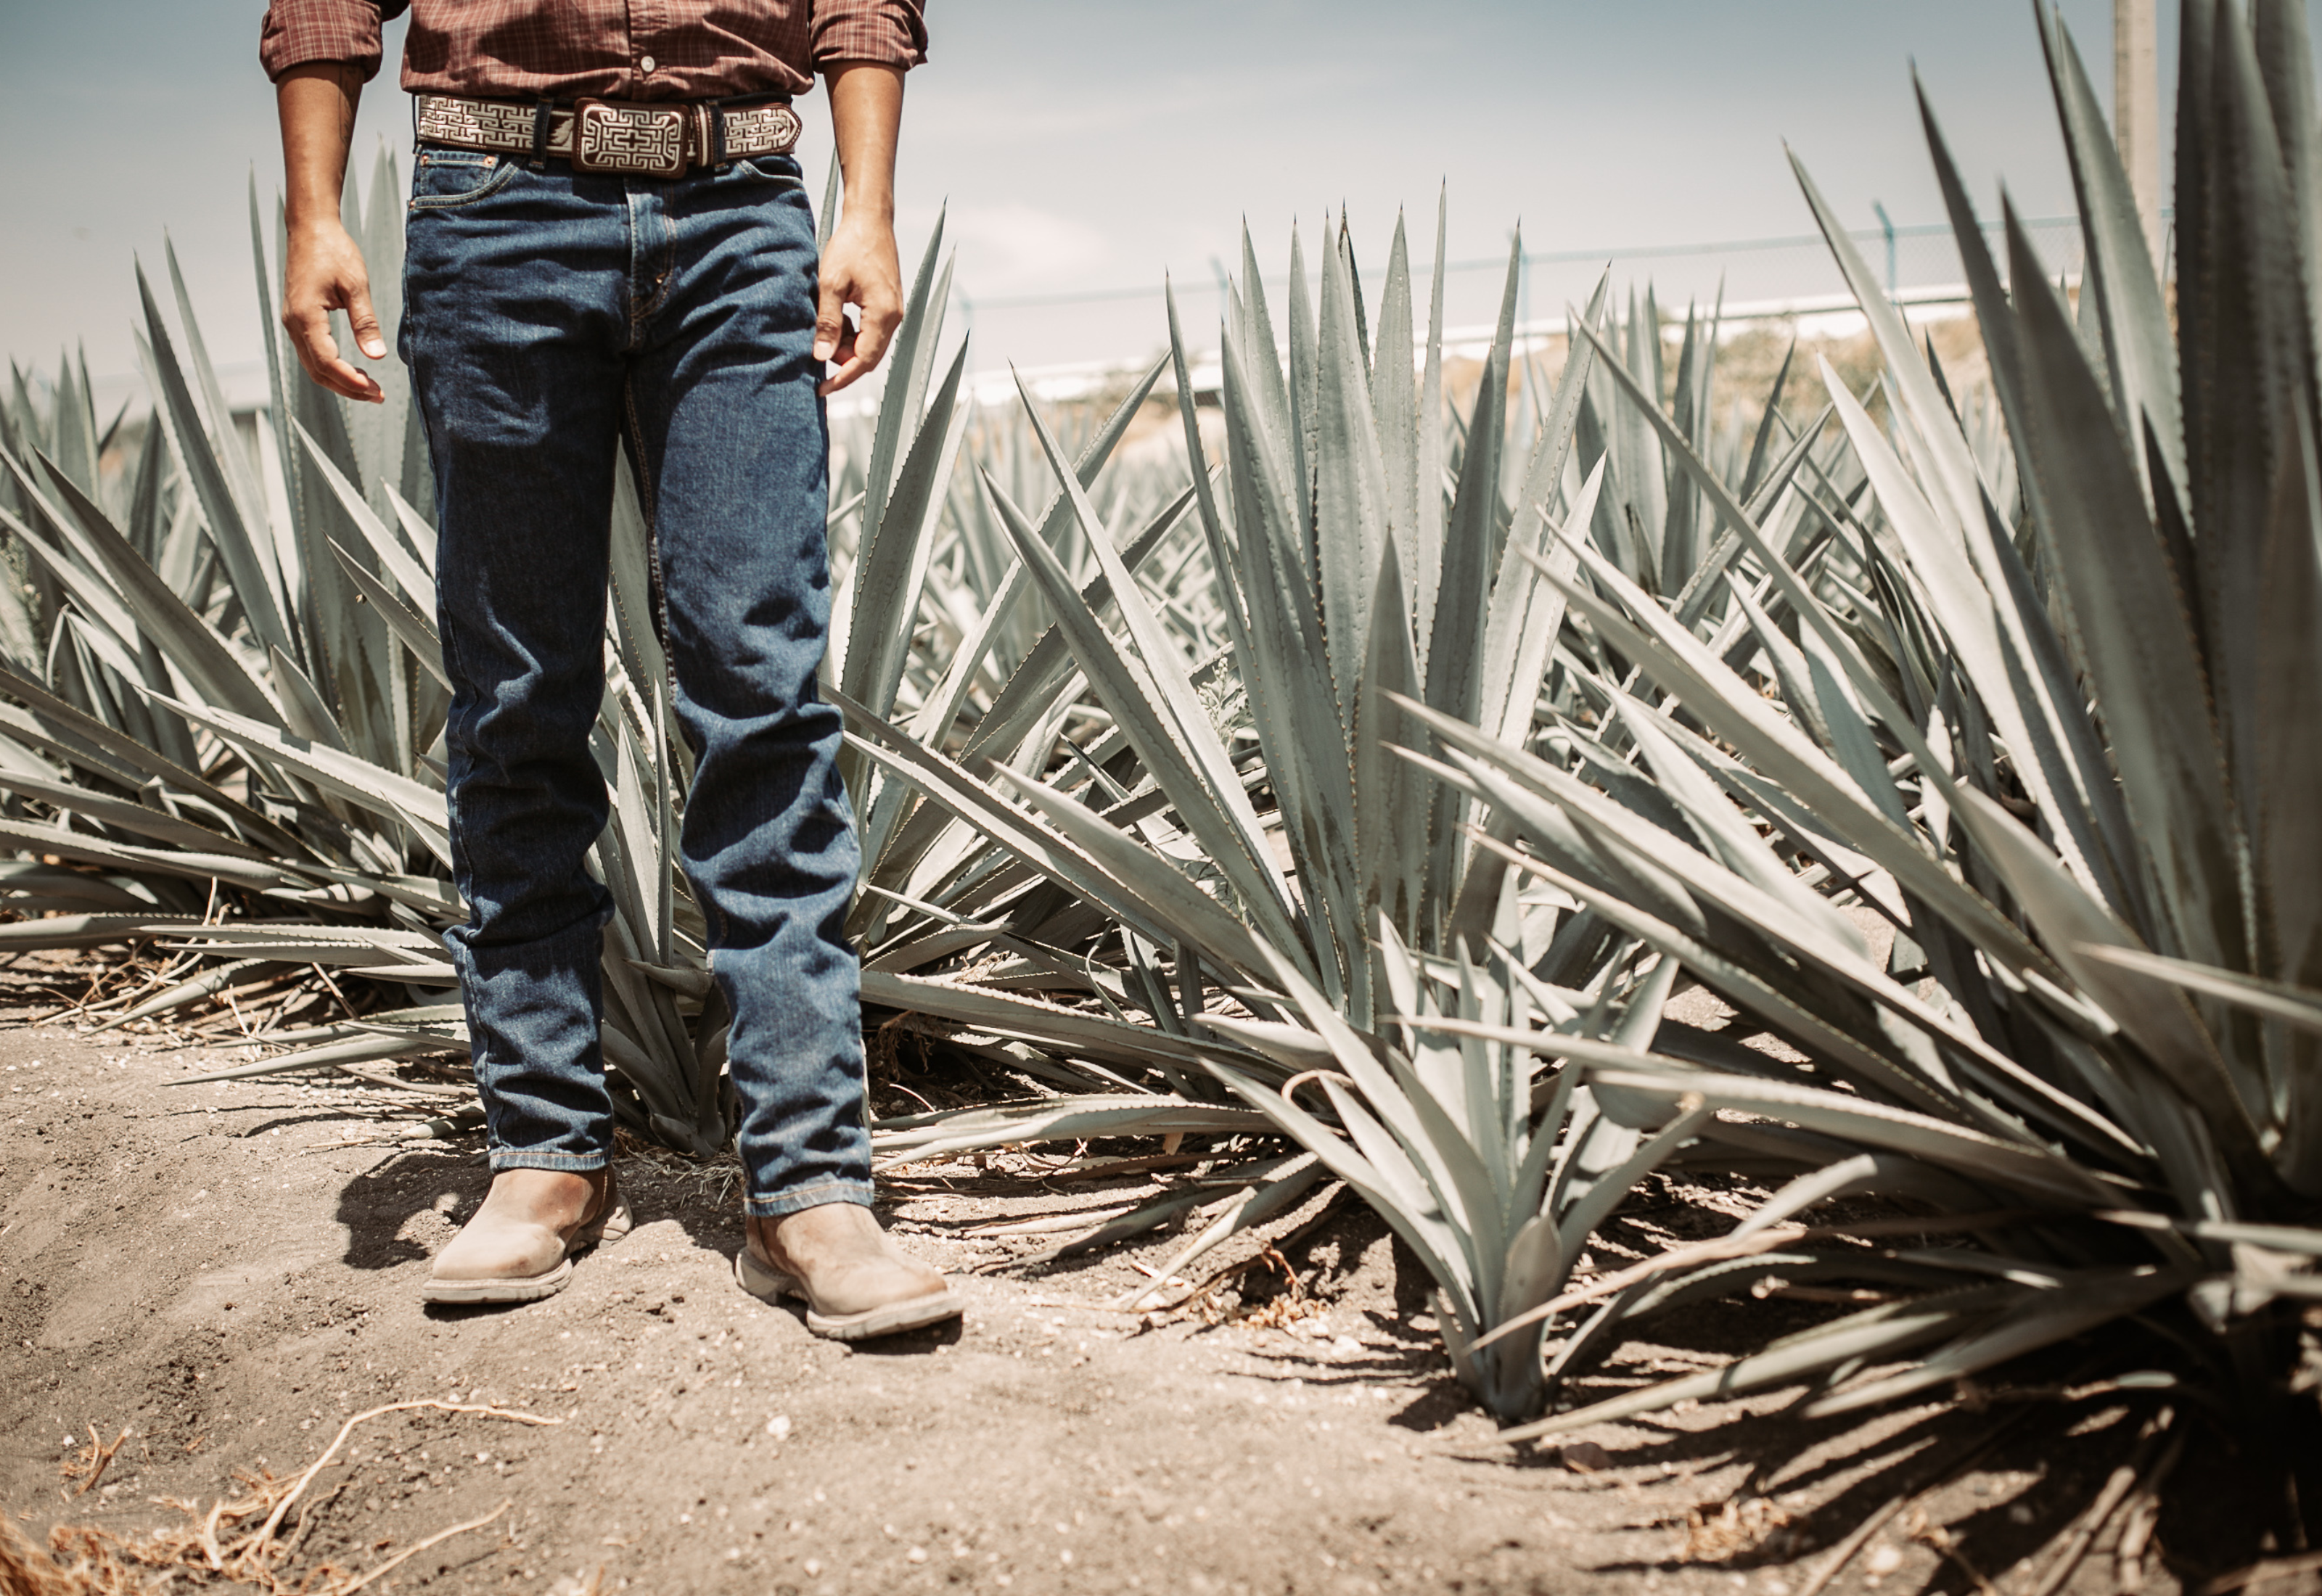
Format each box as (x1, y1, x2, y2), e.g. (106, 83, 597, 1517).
(259, 2, 386, 84)
(809, 1, 928, 73)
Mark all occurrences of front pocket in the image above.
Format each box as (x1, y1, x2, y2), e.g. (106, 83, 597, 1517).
(726, 157, 805, 188)
(410, 156, 520, 211)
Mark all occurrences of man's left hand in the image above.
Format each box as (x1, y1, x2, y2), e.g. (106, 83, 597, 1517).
(817, 59, 907, 397)
(814, 215, 903, 396)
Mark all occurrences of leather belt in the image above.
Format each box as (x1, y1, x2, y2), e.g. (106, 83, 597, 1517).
(414, 92, 801, 178)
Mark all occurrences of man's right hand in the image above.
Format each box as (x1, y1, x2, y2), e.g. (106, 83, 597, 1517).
(276, 61, 387, 404)
(284, 219, 387, 403)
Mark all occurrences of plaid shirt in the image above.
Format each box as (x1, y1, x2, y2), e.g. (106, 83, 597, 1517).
(260, 0, 926, 101)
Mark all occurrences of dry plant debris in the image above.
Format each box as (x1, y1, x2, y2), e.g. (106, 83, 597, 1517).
(0, 1402, 556, 1595)
(1678, 1495, 1797, 1565)
(1222, 1249, 1330, 1330)
(2013, 1409, 2179, 1596)
(57, 1427, 128, 1500)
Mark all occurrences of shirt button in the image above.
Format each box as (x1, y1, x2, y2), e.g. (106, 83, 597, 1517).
(639, 54, 657, 74)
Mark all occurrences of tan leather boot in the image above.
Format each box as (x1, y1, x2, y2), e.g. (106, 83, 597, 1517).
(424, 1167, 631, 1305)
(733, 1201, 960, 1340)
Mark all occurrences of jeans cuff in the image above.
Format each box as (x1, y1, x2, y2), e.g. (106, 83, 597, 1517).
(742, 1178, 875, 1219)
(488, 1148, 612, 1174)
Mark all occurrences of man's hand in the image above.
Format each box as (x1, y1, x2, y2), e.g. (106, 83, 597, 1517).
(276, 62, 387, 404)
(285, 218, 387, 403)
(818, 61, 906, 397)
(815, 214, 903, 396)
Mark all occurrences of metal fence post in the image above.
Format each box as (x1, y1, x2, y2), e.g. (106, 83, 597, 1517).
(2115, 0, 2162, 271)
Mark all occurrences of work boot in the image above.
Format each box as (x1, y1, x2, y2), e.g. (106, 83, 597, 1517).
(734, 1201, 961, 1340)
(423, 1167, 631, 1304)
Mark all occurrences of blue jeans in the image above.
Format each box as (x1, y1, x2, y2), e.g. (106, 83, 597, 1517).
(399, 142, 871, 1219)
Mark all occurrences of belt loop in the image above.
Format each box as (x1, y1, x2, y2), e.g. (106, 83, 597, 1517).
(528, 99, 554, 170)
(708, 101, 729, 169)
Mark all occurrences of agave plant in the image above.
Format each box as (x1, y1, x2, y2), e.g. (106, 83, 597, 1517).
(1421, 0, 2322, 1439)
(1198, 921, 1720, 1419)
(812, 191, 1860, 1404)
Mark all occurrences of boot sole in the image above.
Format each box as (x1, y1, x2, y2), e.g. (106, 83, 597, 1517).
(421, 1198, 633, 1306)
(422, 1259, 573, 1305)
(732, 1249, 962, 1341)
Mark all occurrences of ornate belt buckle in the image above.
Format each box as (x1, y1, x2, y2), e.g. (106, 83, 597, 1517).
(572, 99, 689, 177)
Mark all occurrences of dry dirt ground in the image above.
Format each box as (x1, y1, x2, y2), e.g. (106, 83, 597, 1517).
(2, 961, 2315, 1596)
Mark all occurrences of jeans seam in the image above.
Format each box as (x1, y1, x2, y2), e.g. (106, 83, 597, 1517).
(435, 611, 475, 881)
(397, 231, 419, 379)
(620, 382, 716, 947)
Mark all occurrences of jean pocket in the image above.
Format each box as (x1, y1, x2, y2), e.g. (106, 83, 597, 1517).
(727, 157, 805, 188)
(410, 153, 518, 211)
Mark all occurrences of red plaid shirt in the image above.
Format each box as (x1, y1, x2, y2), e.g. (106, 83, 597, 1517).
(260, 0, 926, 101)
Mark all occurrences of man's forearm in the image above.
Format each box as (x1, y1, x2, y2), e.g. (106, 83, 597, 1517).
(813, 61, 906, 393)
(276, 60, 385, 400)
(825, 62, 904, 226)
(278, 63, 363, 231)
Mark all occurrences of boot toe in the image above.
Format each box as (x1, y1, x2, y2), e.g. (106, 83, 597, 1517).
(428, 1220, 567, 1284)
(809, 1257, 948, 1318)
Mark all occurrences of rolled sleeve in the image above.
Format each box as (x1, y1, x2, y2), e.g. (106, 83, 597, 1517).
(260, 0, 403, 83)
(809, 0, 927, 72)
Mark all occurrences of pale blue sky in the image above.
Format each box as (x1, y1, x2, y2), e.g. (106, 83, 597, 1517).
(0, 1, 2238, 390)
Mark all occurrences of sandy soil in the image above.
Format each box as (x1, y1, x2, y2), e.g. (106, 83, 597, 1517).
(2, 960, 2312, 1596)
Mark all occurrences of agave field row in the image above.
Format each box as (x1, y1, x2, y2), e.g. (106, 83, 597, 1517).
(2, 1, 2320, 1451)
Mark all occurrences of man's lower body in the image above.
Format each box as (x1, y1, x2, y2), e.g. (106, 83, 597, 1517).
(397, 140, 954, 1338)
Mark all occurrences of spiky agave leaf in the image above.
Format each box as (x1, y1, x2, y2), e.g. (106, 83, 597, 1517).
(1445, 1, 2322, 1439)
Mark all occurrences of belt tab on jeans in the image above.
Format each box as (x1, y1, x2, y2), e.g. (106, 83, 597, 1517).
(415, 93, 800, 177)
